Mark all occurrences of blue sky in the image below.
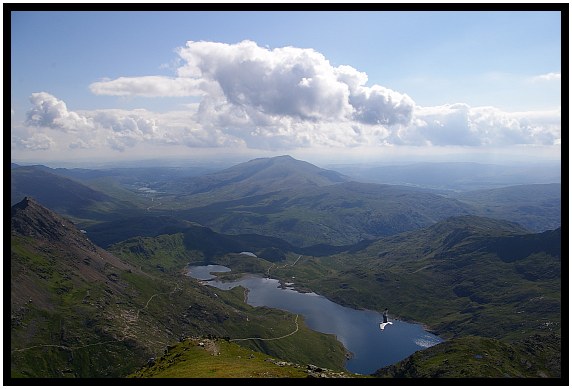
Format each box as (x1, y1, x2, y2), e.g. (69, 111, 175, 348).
(10, 9, 563, 165)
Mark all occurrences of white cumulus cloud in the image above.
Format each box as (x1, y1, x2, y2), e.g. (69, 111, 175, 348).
(91, 40, 415, 130)
(15, 41, 561, 156)
(177, 40, 357, 122)
(26, 92, 93, 132)
(17, 91, 243, 152)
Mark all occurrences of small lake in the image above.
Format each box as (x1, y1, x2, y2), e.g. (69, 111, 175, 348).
(187, 265, 442, 375)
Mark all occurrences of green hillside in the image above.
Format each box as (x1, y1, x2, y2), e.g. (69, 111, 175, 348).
(129, 337, 361, 378)
(453, 183, 561, 232)
(268, 216, 561, 341)
(152, 181, 471, 246)
(156, 155, 350, 200)
(10, 199, 349, 378)
(262, 216, 561, 378)
(11, 157, 560, 249)
(109, 214, 561, 378)
(374, 334, 561, 378)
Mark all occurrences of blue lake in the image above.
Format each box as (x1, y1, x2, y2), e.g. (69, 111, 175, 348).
(186, 265, 442, 375)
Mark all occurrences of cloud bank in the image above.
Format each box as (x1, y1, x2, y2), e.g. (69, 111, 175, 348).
(13, 40, 560, 157)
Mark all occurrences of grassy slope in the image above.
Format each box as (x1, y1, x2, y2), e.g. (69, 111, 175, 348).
(11, 184, 561, 379)
(11, 232, 349, 378)
(269, 217, 561, 340)
(263, 217, 562, 377)
(108, 235, 350, 371)
(453, 183, 561, 232)
(374, 334, 561, 378)
(170, 182, 471, 246)
(129, 337, 361, 379)
(11, 235, 147, 378)
(130, 338, 309, 378)
(375, 336, 561, 378)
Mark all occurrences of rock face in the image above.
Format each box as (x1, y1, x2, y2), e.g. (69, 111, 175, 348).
(11, 196, 131, 266)
(10, 197, 135, 309)
(11, 196, 97, 250)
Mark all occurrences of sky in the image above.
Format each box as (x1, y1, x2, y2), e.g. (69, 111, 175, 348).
(10, 8, 563, 166)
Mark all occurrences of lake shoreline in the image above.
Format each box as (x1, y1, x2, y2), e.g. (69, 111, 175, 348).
(271, 271, 444, 341)
(187, 264, 443, 375)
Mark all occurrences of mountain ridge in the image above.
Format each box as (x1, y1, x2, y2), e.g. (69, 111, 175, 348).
(9, 154, 562, 379)
(11, 157, 560, 247)
(158, 155, 350, 199)
(453, 183, 561, 232)
(10, 165, 126, 224)
(266, 214, 561, 343)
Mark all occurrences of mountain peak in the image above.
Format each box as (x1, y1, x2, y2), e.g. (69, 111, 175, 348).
(272, 154, 295, 160)
(175, 156, 350, 199)
(12, 196, 38, 210)
(11, 196, 88, 245)
(11, 196, 50, 220)
(247, 155, 299, 167)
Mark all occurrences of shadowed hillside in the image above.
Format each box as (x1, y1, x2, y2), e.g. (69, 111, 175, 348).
(10, 165, 131, 223)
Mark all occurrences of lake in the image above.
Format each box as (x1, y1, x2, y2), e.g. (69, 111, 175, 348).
(186, 264, 442, 375)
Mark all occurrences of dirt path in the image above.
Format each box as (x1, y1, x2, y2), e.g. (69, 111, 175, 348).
(136, 282, 182, 320)
(146, 198, 163, 211)
(410, 264, 435, 274)
(266, 255, 302, 277)
(230, 314, 299, 342)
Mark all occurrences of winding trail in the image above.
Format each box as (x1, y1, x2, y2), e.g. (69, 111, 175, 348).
(145, 198, 163, 212)
(230, 314, 299, 342)
(410, 264, 435, 274)
(12, 257, 302, 355)
(135, 282, 182, 320)
(228, 257, 303, 343)
(266, 255, 302, 277)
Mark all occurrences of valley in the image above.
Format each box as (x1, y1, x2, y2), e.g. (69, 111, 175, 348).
(9, 155, 562, 380)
